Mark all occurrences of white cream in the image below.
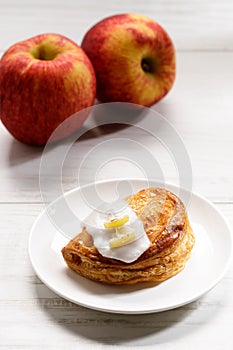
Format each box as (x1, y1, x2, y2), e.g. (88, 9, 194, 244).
(82, 200, 150, 263)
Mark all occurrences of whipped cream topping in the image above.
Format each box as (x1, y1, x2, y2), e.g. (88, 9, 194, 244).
(82, 200, 150, 263)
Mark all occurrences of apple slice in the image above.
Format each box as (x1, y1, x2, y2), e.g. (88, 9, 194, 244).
(109, 227, 136, 248)
(104, 215, 129, 228)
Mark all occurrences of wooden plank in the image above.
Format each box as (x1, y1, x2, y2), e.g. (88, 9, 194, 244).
(0, 0, 233, 52)
(0, 52, 233, 202)
(0, 203, 232, 348)
(0, 1, 233, 349)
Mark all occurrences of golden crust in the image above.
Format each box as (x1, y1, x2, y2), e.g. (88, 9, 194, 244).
(61, 188, 195, 284)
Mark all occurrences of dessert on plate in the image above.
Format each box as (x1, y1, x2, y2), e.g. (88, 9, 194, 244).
(62, 187, 195, 285)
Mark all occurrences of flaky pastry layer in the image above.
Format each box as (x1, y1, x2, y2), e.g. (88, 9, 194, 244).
(62, 188, 195, 284)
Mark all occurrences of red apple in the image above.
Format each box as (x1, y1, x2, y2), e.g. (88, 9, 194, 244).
(0, 33, 96, 145)
(81, 14, 176, 107)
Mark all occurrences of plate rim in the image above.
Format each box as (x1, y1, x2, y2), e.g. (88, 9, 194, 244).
(28, 178, 233, 314)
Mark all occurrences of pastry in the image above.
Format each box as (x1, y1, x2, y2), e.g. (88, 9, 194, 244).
(61, 188, 195, 284)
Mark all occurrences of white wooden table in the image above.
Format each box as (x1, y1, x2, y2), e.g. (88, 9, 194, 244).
(0, 1, 233, 349)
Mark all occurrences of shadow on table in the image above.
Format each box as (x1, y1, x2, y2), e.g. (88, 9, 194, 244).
(6, 103, 142, 176)
(5, 102, 165, 202)
(34, 281, 218, 346)
(6, 100, 169, 166)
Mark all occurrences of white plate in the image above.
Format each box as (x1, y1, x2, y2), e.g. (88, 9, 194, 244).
(28, 179, 232, 314)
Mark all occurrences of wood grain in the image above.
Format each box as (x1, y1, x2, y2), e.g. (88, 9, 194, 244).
(0, 203, 232, 348)
(0, 52, 233, 203)
(0, 0, 233, 53)
(1, 1, 233, 349)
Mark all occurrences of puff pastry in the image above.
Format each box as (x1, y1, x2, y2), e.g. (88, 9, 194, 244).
(61, 188, 195, 284)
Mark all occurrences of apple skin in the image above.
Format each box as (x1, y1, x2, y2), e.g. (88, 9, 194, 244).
(81, 14, 176, 107)
(0, 33, 96, 145)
